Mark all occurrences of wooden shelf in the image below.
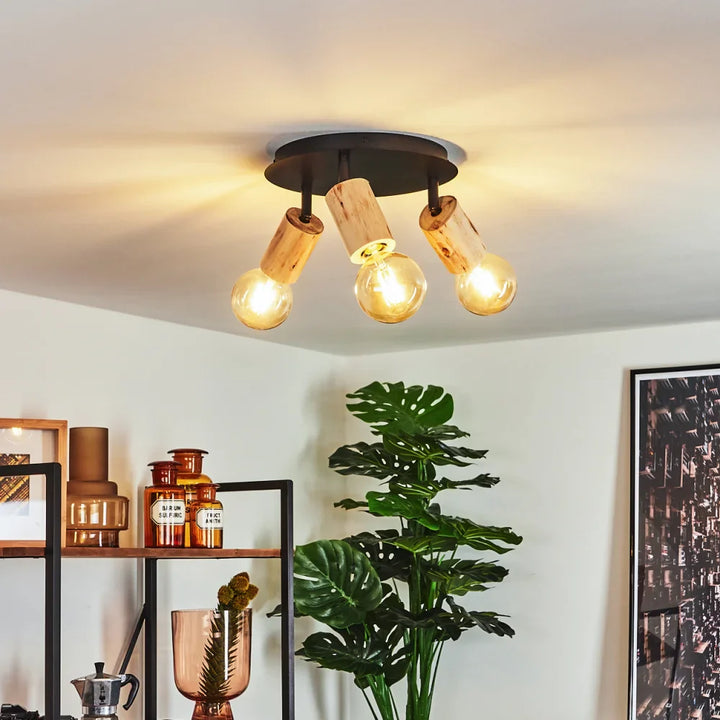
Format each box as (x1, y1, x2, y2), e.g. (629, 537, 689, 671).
(0, 546, 281, 559)
(0, 545, 45, 558)
(66, 547, 281, 558)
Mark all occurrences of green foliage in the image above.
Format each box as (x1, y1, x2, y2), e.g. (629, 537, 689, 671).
(345, 531, 412, 582)
(329, 441, 413, 480)
(198, 609, 239, 701)
(292, 381, 522, 720)
(294, 540, 383, 628)
(199, 571, 258, 702)
(346, 382, 455, 435)
(422, 558, 509, 595)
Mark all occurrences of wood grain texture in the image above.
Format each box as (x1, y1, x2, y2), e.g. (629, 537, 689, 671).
(0, 418, 68, 548)
(62, 547, 282, 559)
(260, 207, 323, 284)
(0, 546, 281, 559)
(0, 541, 45, 557)
(419, 196, 486, 274)
(325, 178, 395, 263)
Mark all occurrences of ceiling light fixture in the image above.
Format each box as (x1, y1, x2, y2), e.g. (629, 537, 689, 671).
(231, 132, 516, 330)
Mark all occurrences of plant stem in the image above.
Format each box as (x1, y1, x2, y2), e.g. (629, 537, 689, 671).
(367, 675, 397, 720)
(361, 687, 381, 720)
(403, 457, 447, 720)
(428, 641, 444, 707)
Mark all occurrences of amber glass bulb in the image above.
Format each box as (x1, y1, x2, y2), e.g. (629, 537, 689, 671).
(231, 268, 292, 330)
(455, 253, 517, 316)
(354, 251, 426, 323)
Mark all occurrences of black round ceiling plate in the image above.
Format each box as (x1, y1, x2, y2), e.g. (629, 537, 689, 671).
(264, 132, 459, 197)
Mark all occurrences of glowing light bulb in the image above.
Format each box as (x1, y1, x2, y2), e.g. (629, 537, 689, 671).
(455, 253, 517, 316)
(231, 268, 292, 330)
(354, 252, 426, 323)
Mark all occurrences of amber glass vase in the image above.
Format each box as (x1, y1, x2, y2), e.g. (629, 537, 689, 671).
(171, 608, 251, 720)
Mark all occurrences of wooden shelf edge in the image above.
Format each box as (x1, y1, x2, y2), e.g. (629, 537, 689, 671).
(1, 546, 281, 559)
(63, 547, 282, 559)
(0, 546, 45, 558)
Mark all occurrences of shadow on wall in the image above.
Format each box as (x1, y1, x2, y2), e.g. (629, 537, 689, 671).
(103, 561, 140, 674)
(295, 374, 354, 720)
(298, 374, 353, 543)
(0, 651, 31, 707)
(594, 369, 630, 719)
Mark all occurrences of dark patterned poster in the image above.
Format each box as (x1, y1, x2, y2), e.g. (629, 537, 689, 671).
(631, 366, 720, 720)
(0, 453, 30, 515)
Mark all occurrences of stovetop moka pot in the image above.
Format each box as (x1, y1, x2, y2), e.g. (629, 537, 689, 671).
(70, 662, 139, 719)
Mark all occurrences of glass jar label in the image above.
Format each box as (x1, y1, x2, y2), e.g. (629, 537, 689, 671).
(151, 499, 185, 526)
(196, 508, 223, 529)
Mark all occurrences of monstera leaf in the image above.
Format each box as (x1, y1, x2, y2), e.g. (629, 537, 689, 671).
(329, 441, 414, 480)
(346, 382, 455, 435)
(345, 530, 412, 581)
(298, 630, 388, 677)
(334, 497, 369, 510)
(387, 472, 499, 501)
(296, 381, 522, 720)
(294, 540, 383, 628)
(383, 434, 489, 466)
(366, 491, 440, 530)
(422, 558, 509, 595)
(299, 591, 411, 686)
(387, 534, 458, 555)
(362, 586, 411, 686)
(438, 473, 499, 490)
(446, 597, 515, 637)
(379, 645, 411, 688)
(436, 515, 522, 554)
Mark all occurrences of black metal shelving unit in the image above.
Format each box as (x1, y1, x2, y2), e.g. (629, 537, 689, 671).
(0, 464, 294, 720)
(0, 463, 63, 720)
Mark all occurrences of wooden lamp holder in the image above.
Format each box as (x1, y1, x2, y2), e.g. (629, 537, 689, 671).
(260, 207, 324, 285)
(419, 196, 487, 274)
(248, 131, 479, 288)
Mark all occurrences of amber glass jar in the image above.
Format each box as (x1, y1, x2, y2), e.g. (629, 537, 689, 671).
(168, 448, 212, 546)
(144, 461, 185, 548)
(189, 484, 223, 549)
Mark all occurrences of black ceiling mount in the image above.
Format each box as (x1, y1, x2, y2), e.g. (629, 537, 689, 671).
(264, 132, 459, 197)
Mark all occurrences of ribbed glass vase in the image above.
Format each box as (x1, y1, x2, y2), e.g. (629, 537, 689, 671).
(172, 608, 252, 720)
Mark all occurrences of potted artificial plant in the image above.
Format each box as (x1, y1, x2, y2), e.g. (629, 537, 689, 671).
(291, 382, 522, 720)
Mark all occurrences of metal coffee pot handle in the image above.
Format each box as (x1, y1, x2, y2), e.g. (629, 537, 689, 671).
(119, 672, 140, 711)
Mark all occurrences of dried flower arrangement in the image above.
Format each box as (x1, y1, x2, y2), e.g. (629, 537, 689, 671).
(199, 571, 259, 702)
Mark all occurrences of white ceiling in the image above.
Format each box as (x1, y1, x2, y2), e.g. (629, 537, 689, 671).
(1, 0, 720, 355)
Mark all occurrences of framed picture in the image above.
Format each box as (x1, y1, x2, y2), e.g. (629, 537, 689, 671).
(0, 418, 67, 547)
(630, 365, 720, 720)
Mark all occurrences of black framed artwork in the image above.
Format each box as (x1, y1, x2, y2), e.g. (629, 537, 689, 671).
(630, 364, 720, 720)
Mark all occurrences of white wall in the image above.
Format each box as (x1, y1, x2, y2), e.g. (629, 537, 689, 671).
(4, 285, 720, 720)
(341, 319, 720, 720)
(0, 290, 349, 720)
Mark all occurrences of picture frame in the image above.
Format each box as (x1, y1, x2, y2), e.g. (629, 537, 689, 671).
(630, 364, 720, 720)
(0, 418, 68, 547)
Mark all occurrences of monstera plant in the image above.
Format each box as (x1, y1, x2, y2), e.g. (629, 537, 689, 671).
(292, 382, 522, 720)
